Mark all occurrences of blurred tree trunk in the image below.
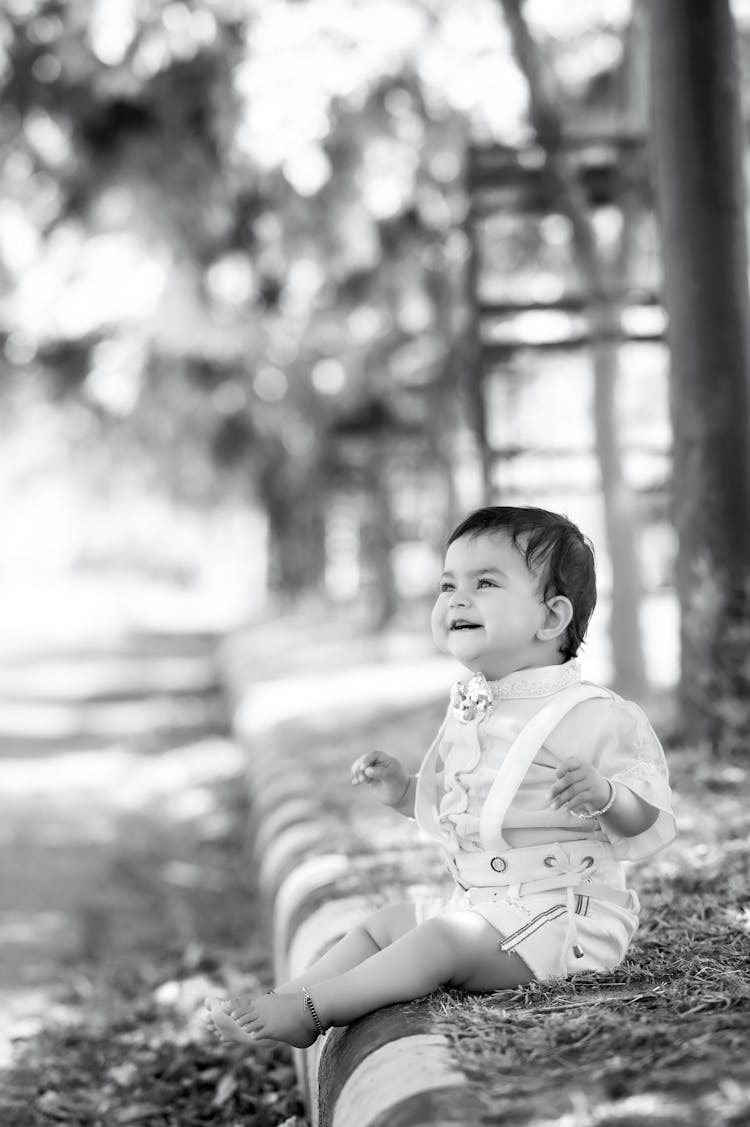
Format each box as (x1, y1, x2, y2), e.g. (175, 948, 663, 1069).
(499, 0, 647, 698)
(258, 445, 327, 597)
(423, 358, 460, 534)
(424, 259, 467, 531)
(363, 456, 399, 629)
(650, 0, 750, 744)
(589, 335, 646, 698)
(461, 212, 494, 506)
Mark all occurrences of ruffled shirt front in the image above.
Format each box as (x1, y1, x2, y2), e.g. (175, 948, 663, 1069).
(418, 661, 676, 862)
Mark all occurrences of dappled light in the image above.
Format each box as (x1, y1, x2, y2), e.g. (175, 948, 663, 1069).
(0, 695, 224, 743)
(0, 738, 242, 807)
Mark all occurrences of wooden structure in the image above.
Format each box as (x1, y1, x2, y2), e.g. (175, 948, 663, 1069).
(465, 135, 670, 500)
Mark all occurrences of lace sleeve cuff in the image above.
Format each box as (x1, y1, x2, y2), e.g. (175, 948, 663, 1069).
(605, 768, 677, 859)
(597, 701, 677, 860)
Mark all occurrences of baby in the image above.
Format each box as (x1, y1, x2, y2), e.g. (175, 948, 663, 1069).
(207, 505, 675, 1047)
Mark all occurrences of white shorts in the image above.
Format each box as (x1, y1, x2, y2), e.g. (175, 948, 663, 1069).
(415, 885, 640, 981)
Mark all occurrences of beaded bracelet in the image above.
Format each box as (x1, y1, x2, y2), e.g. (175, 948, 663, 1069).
(302, 985, 326, 1035)
(570, 777, 617, 820)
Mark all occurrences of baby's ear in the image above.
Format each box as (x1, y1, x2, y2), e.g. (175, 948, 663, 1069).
(537, 595, 573, 642)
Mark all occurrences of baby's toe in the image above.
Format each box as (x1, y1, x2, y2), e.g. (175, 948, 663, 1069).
(205, 996, 232, 1014)
(235, 1007, 258, 1029)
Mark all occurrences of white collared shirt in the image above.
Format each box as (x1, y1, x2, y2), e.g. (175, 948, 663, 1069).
(420, 661, 675, 861)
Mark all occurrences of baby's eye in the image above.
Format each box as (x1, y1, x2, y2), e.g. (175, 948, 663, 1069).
(439, 581, 455, 593)
(477, 577, 498, 588)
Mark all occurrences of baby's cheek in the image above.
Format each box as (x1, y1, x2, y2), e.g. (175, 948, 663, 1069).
(430, 601, 449, 650)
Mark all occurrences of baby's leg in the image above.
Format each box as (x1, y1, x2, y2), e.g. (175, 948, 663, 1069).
(236, 911, 532, 1045)
(275, 902, 419, 993)
(312, 910, 533, 1024)
(206, 902, 417, 1044)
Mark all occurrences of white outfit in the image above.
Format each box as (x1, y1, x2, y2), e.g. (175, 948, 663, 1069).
(413, 661, 676, 980)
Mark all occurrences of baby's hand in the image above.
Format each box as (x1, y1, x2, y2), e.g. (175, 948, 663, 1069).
(548, 757, 611, 816)
(351, 750, 410, 808)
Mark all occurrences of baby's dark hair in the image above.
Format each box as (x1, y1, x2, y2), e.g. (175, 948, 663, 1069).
(447, 506, 597, 660)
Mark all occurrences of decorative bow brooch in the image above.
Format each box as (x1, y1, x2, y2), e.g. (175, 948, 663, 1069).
(450, 673, 495, 723)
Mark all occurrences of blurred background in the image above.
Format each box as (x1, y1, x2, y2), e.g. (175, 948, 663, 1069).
(0, 0, 682, 688)
(2, 0, 750, 703)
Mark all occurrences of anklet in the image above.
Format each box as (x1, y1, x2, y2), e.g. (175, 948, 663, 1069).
(302, 985, 326, 1035)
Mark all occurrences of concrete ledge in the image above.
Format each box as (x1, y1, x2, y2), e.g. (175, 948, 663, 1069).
(258, 809, 476, 1127)
(317, 1005, 487, 1127)
(222, 638, 490, 1126)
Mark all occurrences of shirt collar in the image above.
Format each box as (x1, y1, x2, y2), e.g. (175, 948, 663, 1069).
(487, 660, 581, 701)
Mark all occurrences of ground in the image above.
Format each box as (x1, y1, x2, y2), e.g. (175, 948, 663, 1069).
(2, 611, 748, 1127)
(0, 629, 308, 1127)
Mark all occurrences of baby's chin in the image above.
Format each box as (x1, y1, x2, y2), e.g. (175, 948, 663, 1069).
(445, 629, 483, 651)
(433, 628, 492, 673)
(446, 643, 487, 671)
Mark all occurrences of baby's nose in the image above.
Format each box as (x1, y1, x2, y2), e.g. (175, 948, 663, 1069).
(449, 589, 470, 607)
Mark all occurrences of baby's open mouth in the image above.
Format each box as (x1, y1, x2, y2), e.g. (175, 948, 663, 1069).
(450, 621, 481, 631)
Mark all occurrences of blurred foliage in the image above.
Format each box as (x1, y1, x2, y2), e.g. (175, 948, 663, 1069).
(0, 0, 676, 597)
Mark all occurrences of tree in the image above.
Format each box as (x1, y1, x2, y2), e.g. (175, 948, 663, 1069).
(498, 0, 648, 697)
(650, 0, 750, 745)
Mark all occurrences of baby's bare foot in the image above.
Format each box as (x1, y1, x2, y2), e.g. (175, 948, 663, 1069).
(204, 997, 256, 1044)
(231, 991, 321, 1048)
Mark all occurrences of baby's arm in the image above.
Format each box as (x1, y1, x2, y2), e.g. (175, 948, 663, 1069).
(549, 757, 658, 837)
(351, 751, 416, 818)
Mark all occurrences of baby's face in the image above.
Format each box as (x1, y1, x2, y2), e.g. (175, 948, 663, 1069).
(431, 531, 547, 679)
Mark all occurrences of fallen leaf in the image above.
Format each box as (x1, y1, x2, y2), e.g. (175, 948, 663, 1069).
(114, 1104, 164, 1124)
(107, 1062, 139, 1087)
(212, 1072, 238, 1107)
(37, 1090, 98, 1120)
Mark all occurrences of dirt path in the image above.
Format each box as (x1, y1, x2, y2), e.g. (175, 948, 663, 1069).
(0, 632, 307, 1127)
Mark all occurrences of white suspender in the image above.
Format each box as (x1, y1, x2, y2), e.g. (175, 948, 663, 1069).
(413, 706, 451, 833)
(478, 683, 611, 850)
